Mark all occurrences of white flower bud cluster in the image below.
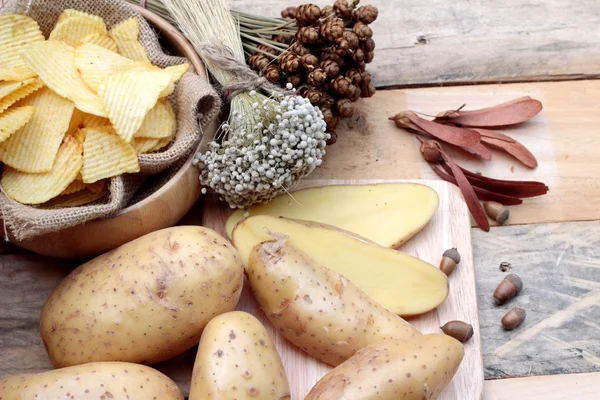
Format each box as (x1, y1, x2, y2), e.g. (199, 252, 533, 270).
(193, 90, 330, 208)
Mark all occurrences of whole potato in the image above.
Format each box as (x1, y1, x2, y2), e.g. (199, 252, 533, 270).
(0, 362, 183, 399)
(189, 311, 291, 400)
(40, 226, 244, 367)
(247, 240, 420, 367)
(306, 334, 464, 400)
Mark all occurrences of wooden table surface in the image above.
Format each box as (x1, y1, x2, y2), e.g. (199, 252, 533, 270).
(2, 0, 600, 398)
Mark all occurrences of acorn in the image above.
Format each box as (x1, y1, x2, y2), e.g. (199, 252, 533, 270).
(493, 273, 523, 305)
(484, 201, 510, 224)
(419, 139, 443, 162)
(439, 248, 460, 276)
(440, 320, 474, 343)
(501, 307, 526, 330)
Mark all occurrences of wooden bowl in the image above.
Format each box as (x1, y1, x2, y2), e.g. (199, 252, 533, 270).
(7, 6, 216, 259)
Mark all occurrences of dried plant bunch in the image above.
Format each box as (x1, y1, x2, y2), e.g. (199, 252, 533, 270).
(161, 0, 330, 208)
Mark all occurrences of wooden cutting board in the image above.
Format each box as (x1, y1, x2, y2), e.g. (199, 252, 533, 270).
(200, 179, 483, 399)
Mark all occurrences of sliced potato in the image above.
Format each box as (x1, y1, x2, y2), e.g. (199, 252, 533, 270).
(225, 183, 439, 247)
(233, 215, 449, 317)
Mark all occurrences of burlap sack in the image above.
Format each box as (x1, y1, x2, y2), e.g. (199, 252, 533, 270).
(0, 0, 221, 241)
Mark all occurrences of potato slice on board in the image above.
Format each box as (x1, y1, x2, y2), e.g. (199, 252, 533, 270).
(134, 99, 176, 139)
(109, 17, 150, 62)
(0, 14, 45, 81)
(49, 10, 107, 47)
(22, 41, 106, 117)
(76, 32, 119, 53)
(81, 127, 140, 183)
(98, 70, 171, 143)
(74, 43, 153, 92)
(0, 79, 43, 113)
(1, 135, 83, 205)
(0, 87, 74, 173)
(0, 105, 34, 143)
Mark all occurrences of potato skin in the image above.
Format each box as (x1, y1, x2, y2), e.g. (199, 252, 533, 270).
(0, 362, 183, 400)
(40, 226, 244, 367)
(189, 311, 291, 400)
(306, 334, 464, 400)
(247, 241, 420, 367)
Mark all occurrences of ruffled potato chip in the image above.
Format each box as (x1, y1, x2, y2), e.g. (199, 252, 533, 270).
(1, 87, 74, 173)
(134, 99, 176, 139)
(0, 105, 34, 143)
(44, 186, 108, 208)
(86, 179, 107, 194)
(1, 135, 83, 205)
(0, 78, 43, 113)
(49, 10, 107, 47)
(98, 69, 171, 143)
(22, 41, 106, 117)
(74, 43, 153, 92)
(108, 17, 149, 62)
(76, 32, 119, 53)
(0, 14, 45, 81)
(81, 127, 140, 183)
(61, 179, 87, 195)
(0, 78, 38, 101)
(131, 137, 172, 154)
(159, 63, 190, 98)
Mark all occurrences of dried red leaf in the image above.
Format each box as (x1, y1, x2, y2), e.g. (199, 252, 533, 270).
(440, 163, 548, 198)
(423, 140, 490, 231)
(481, 136, 538, 169)
(431, 163, 523, 206)
(435, 96, 543, 127)
(389, 111, 481, 147)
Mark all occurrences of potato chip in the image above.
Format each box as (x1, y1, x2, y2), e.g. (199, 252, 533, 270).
(76, 32, 119, 53)
(131, 137, 172, 154)
(0, 15, 45, 81)
(72, 128, 86, 144)
(134, 99, 176, 139)
(98, 69, 171, 143)
(159, 63, 190, 98)
(49, 11, 107, 47)
(81, 127, 140, 183)
(44, 186, 108, 208)
(1, 135, 83, 205)
(0, 78, 43, 113)
(66, 109, 84, 135)
(22, 41, 106, 117)
(61, 179, 87, 195)
(74, 43, 153, 92)
(86, 179, 107, 194)
(0, 106, 34, 143)
(108, 17, 149, 62)
(57, 9, 95, 24)
(0, 78, 38, 100)
(1, 87, 74, 173)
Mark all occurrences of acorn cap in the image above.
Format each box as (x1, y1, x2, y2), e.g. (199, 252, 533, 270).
(442, 248, 461, 264)
(505, 273, 523, 293)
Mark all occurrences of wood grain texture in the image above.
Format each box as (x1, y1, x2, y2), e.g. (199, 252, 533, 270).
(200, 179, 484, 400)
(485, 372, 600, 400)
(304, 80, 600, 227)
(230, 0, 600, 87)
(473, 220, 600, 379)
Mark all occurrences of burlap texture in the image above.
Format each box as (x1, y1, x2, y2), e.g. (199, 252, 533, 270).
(0, 0, 221, 241)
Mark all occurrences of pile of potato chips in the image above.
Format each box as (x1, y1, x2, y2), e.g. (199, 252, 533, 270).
(0, 10, 188, 206)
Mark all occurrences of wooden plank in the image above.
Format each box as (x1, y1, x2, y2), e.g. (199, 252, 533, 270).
(231, 0, 600, 87)
(200, 179, 483, 400)
(304, 80, 600, 226)
(484, 372, 600, 400)
(473, 220, 600, 379)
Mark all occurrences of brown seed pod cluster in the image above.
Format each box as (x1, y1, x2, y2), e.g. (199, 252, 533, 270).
(247, 0, 379, 143)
